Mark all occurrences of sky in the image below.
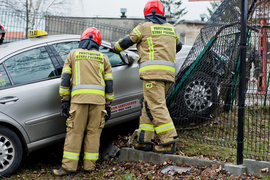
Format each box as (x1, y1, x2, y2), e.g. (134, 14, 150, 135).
(70, 0, 213, 21)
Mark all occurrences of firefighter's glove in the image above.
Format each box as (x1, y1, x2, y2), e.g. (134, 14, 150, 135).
(111, 42, 116, 48)
(111, 42, 119, 54)
(105, 104, 111, 122)
(60, 100, 70, 118)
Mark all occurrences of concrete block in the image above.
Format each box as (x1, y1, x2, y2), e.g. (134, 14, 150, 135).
(224, 163, 247, 176)
(118, 148, 270, 178)
(244, 159, 270, 177)
(117, 148, 130, 162)
(168, 154, 224, 167)
(101, 144, 120, 159)
(161, 165, 192, 175)
(118, 148, 224, 168)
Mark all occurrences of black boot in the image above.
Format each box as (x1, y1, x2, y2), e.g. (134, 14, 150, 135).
(134, 142, 153, 151)
(51, 167, 75, 176)
(153, 143, 176, 154)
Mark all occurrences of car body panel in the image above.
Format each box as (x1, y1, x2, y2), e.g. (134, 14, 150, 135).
(175, 45, 192, 73)
(0, 35, 143, 152)
(0, 78, 65, 142)
(0, 112, 30, 143)
(0, 34, 191, 154)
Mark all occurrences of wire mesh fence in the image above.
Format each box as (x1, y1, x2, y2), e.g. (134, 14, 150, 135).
(0, 8, 132, 43)
(167, 0, 270, 161)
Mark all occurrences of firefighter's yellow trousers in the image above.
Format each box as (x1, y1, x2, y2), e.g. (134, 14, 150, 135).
(138, 80, 178, 144)
(62, 103, 106, 171)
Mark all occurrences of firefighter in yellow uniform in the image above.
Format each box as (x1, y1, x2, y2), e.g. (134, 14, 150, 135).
(51, 27, 114, 176)
(112, 0, 182, 154)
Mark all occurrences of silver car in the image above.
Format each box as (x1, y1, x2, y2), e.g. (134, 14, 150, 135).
(0, 34, 191, 176)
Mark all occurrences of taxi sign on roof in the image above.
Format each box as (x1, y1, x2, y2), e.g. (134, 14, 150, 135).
(29, 29, 48, 38)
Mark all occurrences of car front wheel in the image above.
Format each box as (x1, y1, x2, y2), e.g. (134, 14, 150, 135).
(179, 72, 217, 119)
(0, 126, 23, 176)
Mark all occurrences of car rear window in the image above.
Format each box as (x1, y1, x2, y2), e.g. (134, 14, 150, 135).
(4, 46, 56, 85)
(53, 41, 79, 62)
(0, 64, 11, 89)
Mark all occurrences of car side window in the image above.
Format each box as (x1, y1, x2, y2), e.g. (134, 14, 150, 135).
(0, 64, 11, 89)
(99, 46, 124, 67)
(53, 41, 79, 62)
(4, 47, 56, 85)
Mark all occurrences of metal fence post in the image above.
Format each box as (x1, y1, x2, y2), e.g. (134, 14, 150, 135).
(237, 0, 248, 165)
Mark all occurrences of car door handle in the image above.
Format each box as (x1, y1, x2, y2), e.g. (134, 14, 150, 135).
(0, 96, 19, 104)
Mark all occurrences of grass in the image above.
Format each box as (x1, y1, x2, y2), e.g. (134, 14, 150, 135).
(175, 103, 270, 162)
(176, 134, 237, 163)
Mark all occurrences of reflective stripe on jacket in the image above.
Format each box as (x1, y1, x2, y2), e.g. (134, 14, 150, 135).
(59, 49, 114, 104)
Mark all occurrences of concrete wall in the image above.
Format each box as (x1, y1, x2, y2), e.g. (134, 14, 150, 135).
(45, 16, 144, 42)
(175, 21, 205, 46)
(46, 16, 204, 45)
(86, 17, 144, 32)
(93, 18, 205, 46)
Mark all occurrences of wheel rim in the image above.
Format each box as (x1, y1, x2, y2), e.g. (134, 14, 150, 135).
(184, 79, 213, 112)
(0, 135, 15, 172)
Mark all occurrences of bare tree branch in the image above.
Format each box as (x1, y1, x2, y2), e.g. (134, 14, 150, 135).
(1, 0, 70, 38)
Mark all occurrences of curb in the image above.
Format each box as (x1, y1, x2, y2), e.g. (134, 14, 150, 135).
(117, 148, 270, 177)
(117, 148, 224, 168)
(244, 159, 270, 177)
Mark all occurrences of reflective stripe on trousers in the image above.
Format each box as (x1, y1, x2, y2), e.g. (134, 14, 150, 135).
(155, 122, 175, 134)
(63, 151, 79, 160)
(139, 124, 154, 132)
(84, 152, 99, 160)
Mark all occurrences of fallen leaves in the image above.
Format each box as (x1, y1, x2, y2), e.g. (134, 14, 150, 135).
(260, 167, 269, 173)
(109, 134, 261, 179)
(8, 132, 262, 179)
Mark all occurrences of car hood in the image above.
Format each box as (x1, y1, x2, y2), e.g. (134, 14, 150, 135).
(175, 45, 192, 75)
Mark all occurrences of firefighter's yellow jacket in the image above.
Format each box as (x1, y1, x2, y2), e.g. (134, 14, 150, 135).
(59, 49, 114, 105)
(113, 21, 180, 83)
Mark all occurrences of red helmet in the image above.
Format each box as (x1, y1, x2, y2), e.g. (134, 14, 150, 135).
(0, 24, 5, 33)
(0, 24, 5, 45)
(144, 0, 165, 16)
(80, 27, 101, 46)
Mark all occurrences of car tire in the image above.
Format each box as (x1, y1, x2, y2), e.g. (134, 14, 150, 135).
(178, 72, 217, 121)
(0, 126, 23, 176)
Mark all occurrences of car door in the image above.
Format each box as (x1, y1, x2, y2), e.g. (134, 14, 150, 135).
(50, 40, 142, 123)
(0, 45, 65, 143)
(99, 46, 142, 120)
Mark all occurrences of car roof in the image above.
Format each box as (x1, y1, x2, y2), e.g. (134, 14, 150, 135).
(0, 34, 79, 59)
(0, 34, 112, 60)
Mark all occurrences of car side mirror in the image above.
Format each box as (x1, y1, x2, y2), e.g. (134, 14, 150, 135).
(120, 51, 129, 65)
(120, 51, 136, 65)
(128, 54, 137, 64)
